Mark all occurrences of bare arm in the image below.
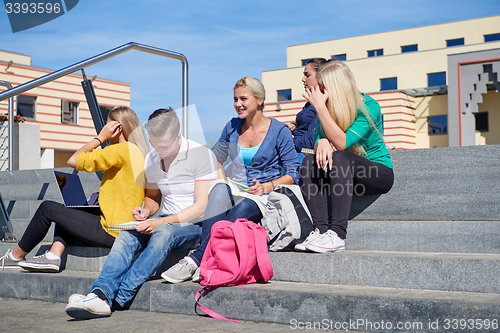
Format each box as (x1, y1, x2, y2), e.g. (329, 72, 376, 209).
(135, 180, 212, 235)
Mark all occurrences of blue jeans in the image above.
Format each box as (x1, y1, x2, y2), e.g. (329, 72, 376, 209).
(90, 219, 201, 307)
(189, 184, 263, 265)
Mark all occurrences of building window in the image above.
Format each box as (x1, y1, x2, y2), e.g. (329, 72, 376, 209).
(301, 59, 313, 66)
(61, 100, 79, 124)
(16, 95, 36, 119)
(401, 44, 418, 53)
(484, 33, 500, 42)
(277, 89, 292, 102)
(446, 38, 464, 47)
(99, 105, 113, 121)
(380, 77, 397, 91)
(332, 54, 346, 61)
(368, 49, 383, 57)
(474, 112, 488, 132)
(428, 115, 447, 135)
(427, 72, 446, 87)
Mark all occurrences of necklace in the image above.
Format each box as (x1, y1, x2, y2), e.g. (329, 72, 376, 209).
(246, 130, 258, 147)
(245, 123, 268, 147)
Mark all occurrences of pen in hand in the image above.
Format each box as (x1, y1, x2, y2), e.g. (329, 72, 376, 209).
(140, 201, 145, 219)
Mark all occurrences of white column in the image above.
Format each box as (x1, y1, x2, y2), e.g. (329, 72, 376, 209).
(40, 148, 54, 169)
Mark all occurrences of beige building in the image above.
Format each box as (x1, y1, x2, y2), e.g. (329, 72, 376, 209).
(262, 15, 500, 149)
(0, 50, 130, 168)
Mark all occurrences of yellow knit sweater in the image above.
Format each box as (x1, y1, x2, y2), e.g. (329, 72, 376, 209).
(76, 141, 146, 237)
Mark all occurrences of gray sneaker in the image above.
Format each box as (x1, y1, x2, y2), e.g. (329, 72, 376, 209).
(19, 250, 60, 273)
(161, 256, 198, 284)
(0, 249, 24, 270)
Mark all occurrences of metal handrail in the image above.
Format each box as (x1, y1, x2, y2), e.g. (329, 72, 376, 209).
(0, 42, 189, 137)
(0, 81, 13, 171)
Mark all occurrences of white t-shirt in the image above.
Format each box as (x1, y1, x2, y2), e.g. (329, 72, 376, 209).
(144, 136, 217, 217)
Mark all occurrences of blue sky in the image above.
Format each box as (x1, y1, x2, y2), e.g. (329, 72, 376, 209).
(1, 0, 499, 144)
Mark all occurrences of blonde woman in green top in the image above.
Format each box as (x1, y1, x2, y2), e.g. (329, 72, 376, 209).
(296, 60, 394, 253)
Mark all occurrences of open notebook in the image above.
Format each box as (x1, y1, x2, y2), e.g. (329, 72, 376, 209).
(108, 220, 149, 231)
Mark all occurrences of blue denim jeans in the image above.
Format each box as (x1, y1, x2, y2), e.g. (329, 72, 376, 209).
(90, 218, 201, 307)
(189, 184, 262, 265)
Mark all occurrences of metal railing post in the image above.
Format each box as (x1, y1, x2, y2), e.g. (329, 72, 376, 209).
(0, 81, 13, 171)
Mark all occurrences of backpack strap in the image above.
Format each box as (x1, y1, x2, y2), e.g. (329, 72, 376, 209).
(243, 220, 274, 282)
(229, 219, 251, 284)
(196, 287, 241, 323)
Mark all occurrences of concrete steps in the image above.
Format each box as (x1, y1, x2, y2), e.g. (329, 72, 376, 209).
(1, 270, 499, 332)
(6, 219, 500, 254)
(1, 242, 498, 294)
(0, 145, 499, 332)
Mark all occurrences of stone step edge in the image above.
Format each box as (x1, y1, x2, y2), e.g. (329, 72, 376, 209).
(1, 269, 499, 331)
(2, 242, 500, 261)
(1, 270, 499, 305)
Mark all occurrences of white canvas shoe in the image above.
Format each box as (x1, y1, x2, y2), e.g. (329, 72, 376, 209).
(305, 230, 345, 253)
(294, 228, 321, 251)
(65, 292, 111, 319)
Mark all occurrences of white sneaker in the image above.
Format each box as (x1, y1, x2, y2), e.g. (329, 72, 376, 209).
(65, 292, 111, 319)
(191, 266, 202, 283)
(306, 230, 345, 253)
(294, 228, 321, 251)
(161, 256, 198, 284)
(68, 293, 86, 304)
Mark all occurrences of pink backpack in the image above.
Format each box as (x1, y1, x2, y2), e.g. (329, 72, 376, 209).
(196, 218, 273, 322)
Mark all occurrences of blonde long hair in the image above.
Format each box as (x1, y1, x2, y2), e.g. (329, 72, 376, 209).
(108, 106, 149, 157)
(316, 60, 377, 156)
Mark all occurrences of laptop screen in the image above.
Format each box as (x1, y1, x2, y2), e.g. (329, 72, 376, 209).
(54, 171, 89, 207)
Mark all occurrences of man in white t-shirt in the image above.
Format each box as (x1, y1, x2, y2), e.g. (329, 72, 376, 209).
(66, 108, 217, 319)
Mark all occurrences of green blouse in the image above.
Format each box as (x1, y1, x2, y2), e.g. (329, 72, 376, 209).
(316, 94, 393, 169)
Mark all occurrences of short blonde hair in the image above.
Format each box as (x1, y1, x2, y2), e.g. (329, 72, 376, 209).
(234, 77, 265, 111)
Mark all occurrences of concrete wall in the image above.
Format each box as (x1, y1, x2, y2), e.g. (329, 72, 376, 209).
(413, 95, 449, 148)
(447, 49, 500, 147)
(286, 15, 500, 67)
(262, 15, 500, 150)
(12, 122, 40, 170)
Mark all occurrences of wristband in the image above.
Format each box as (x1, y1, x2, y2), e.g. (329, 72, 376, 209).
(94, 137, 103, 145)
(271, 180, 275, 191)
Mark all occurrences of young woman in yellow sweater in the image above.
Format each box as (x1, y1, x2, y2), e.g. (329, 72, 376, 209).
(0, 106, 148, 272)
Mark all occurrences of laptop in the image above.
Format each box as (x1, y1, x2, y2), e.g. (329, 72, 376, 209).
(54, 171, 101, 215)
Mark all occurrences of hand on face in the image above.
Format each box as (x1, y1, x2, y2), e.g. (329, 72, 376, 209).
(302, 84, 329, 111)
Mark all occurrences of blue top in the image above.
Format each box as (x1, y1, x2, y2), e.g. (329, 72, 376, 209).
(293, 102, 317, 152)
(238, 143, 262, 166)
(212, 117, 300, 186)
